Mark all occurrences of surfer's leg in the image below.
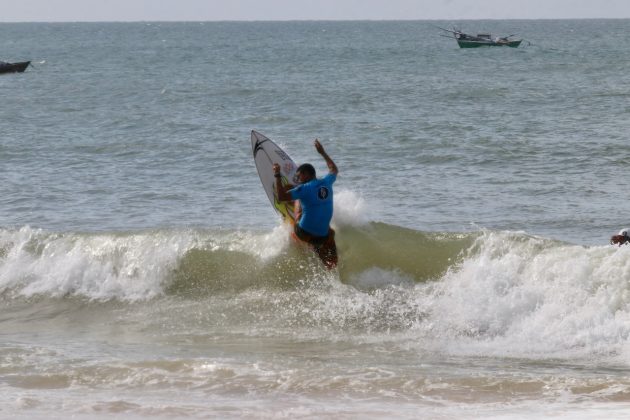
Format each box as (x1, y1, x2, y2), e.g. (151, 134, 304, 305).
(315, 229, 338, 270)
(292, 223, 313, 249)
(293, 225, 337, 268)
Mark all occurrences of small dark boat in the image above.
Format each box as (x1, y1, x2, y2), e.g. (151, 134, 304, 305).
(0, 61, 30, 74)
(438, 27, 523, 48)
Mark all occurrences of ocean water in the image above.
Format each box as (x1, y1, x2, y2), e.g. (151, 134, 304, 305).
(2, 19, 630, 419)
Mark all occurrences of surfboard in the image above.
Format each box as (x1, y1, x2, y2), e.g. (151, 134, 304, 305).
(251, 130, 298, 224)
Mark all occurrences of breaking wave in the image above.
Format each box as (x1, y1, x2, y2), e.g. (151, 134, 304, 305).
(3, 223, 630, 362)
(0, 223, 472, 300)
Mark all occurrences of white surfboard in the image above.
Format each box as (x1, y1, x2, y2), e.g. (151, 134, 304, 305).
(251, 130, 298, 224)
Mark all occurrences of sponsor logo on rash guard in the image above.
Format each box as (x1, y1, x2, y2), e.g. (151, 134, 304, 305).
(318, 186, 329, 200)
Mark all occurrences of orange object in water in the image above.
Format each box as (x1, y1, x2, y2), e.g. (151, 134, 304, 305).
(611, 234, 630, 245)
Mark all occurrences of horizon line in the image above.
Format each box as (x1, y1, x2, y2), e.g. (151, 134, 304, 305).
(1, 17, 630, 24)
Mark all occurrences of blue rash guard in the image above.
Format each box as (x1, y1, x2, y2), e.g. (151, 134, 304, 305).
(289, 173, 336, 237)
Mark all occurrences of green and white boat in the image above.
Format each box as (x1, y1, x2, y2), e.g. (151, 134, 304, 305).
(439, 27, 523, 48)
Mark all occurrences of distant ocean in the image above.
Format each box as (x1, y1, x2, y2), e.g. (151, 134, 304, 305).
(2, 20, 630, 419)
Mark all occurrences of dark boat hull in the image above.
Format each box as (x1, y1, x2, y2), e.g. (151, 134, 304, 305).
(457, 40, 522, 48)
(0, 61, 30, 74)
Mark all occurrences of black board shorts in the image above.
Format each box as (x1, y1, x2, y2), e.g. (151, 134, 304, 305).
(293, 224, 338, 269)
(294, 224, 328, 245)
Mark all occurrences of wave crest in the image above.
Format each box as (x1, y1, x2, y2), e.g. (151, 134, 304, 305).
(0, 223, 472, 301)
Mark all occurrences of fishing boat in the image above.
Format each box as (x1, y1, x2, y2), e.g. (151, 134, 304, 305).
(438, 27, 522, 48)
(0, 61, 30, 74)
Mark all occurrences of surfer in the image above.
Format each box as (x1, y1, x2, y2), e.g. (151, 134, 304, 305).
(611, 228, 630, 245)
(273, 139, 338, 269)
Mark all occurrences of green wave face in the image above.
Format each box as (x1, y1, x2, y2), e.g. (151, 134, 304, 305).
(166, 222, 477, 295)
(335, 222, 476, 282)
(0, 224, 477, 300)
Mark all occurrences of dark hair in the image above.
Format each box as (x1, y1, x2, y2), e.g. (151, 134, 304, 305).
(296, 163, 316, 178)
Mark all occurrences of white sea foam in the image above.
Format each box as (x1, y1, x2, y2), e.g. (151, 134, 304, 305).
(348, 267, 415, 291)
(0, 226, 198, 301)
(227, 223, 293, 261)
(414, 231, 630, 361)
(332, 188, 370, 227)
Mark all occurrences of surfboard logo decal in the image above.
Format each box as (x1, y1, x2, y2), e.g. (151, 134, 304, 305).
(253, 138, 268, 157)
(274, 149, 291, 161)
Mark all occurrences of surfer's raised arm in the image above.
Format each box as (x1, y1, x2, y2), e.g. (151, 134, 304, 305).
(314, 139, 338, 176)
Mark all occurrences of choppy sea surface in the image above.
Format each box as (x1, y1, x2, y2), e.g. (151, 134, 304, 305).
(2, 19, 630, 419)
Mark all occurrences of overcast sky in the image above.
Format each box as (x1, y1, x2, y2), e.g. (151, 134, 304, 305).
(1, 0, 630, 22)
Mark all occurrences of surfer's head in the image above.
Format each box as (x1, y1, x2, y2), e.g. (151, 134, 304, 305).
(295, 163, 316, 184)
